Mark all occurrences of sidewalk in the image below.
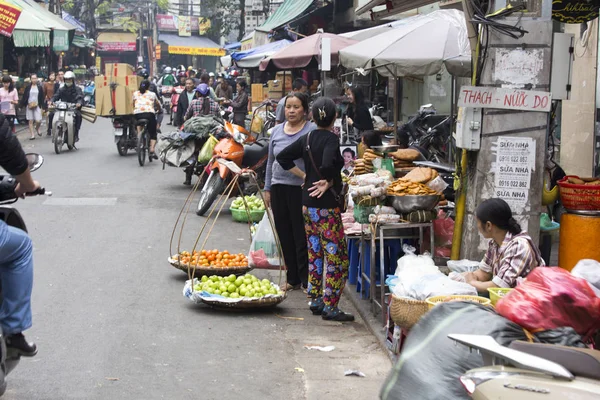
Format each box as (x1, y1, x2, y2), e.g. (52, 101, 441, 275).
(262, 270, 392, 400)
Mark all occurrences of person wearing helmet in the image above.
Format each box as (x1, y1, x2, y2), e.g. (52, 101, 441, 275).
(177, 72, 187, 87)
(132, 80, 161, 158)
(51, 71, 84, 142)
(184, 83, 219, 121)
(162, 67, 175, 87)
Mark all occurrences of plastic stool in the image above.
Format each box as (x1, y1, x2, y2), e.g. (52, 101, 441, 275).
(348, 239, 360, 285)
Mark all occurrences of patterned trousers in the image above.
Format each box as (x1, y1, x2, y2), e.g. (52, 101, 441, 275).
(303, 207, 349, 307)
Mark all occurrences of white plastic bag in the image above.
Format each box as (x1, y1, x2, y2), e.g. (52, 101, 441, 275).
(395, 244, 437, 276)
(572, 259, 600, 297)
(248, 213, 283, 269)
(374, 205, 396, 215)
(446, 259, 480, 273)
(427, 175, 449, 193)
(403, 274, 477, 300)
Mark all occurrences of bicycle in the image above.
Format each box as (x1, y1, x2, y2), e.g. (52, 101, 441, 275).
(136, 119, 152, 167)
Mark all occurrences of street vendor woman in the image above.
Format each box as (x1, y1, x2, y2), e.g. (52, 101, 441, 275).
(465, 198, 545, 291)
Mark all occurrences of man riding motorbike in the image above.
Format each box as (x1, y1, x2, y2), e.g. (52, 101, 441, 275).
(161, 67, 176, 87)
(51, 71, 83, 142)
(0, 113, 40, 357)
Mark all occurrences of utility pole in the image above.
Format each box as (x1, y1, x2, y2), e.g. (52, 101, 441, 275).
(152, 2, 158, 77)
(459, 0, 554, 259)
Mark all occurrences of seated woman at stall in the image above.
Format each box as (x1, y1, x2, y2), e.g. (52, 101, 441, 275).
(465, 198, 545, 292)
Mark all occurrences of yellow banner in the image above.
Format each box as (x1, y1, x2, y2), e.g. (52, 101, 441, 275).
(168, 46, 225, 56)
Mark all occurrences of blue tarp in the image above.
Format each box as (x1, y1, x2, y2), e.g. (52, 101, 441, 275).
(224, 42, 241, 51)
(231, 39, 292, 61)
(61, 11, 85, 32)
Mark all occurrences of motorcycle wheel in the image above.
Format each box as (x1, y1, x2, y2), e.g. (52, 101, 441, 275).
(117, 135, 128, 156)
(197, 170, 224, 216)
(54, 126, 64, 154)
(67, 130, 74, 150)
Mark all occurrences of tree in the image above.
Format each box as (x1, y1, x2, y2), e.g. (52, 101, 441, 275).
(200, 0, 246, 41)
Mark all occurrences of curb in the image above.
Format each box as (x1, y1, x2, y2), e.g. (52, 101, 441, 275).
(343, 288, 395, 361)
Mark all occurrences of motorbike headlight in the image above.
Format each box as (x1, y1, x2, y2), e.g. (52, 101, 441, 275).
(57, 102, 67, 110)
(233, 129, 247, 144)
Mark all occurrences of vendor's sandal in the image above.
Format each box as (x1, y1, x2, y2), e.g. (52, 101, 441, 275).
(284, 283, 301, 291)
(309, 297, 325, 315)
(29, 137, 35, 140)
(322, 306, 355, 322)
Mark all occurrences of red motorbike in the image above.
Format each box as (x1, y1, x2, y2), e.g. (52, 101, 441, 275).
(169, 85, 184, 125)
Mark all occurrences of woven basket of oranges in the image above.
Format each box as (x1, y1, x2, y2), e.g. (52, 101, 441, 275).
(169, 249, 252, 277)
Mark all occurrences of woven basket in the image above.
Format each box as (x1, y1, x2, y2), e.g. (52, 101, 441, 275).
(199, 292, 288, 310)
(426, 295, 491, 310)
(389, 295, 430, 330)
(557, 176, 600, 212)
(169, 257, 252, 277)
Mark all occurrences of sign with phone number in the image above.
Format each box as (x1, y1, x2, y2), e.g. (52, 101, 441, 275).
(167, 46, 225, 56)
(494, 137, 536, 209)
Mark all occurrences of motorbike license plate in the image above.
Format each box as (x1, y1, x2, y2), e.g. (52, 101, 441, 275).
(113, 128, 123, 137)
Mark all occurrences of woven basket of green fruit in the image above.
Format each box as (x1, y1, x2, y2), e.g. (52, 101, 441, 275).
(230, 195, 266, 223)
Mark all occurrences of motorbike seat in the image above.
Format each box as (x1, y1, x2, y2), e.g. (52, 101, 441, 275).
(510, 341, 600, 380)
(242, 137, 269, 167)
(136, 119, 149, 127)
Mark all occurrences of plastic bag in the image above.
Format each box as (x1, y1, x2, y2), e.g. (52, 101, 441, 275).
(395, 244, 437, 276)
(380, 302, 529, 400)
(398, 273, 477, 300)
(433, 210, 454, 248)
(198, 134, 218, 164)
(572, 259, 600, 297)
(496, 267, 600, 336)
(248, 213, 283, 269)
(368, 214, 400, 224)
(447, 259, 480, 273)
(373, 205, 396, 215)
(427, 175, 449, 193)
(533, 327, 587, 348)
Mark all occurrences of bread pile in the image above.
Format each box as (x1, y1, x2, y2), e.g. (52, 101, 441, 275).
(389, 149, 421, 173)
(403, 167, 439, 184)
(354, 149, 381, 175)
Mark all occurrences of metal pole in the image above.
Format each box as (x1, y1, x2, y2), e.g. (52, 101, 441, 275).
(449, 75, 455, 163)
(393, 67, 398, 141)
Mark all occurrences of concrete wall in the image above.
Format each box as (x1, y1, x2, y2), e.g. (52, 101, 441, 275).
(560, 20, 598, 177)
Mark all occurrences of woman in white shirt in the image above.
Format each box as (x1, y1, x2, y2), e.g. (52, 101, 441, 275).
(132, 80, 160, 158)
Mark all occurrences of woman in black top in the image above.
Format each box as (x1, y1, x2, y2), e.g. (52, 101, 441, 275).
(347, 86, 373, 134)
(277, 97, 354, 322)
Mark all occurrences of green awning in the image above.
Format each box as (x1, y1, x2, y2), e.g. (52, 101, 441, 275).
(13, 29, 50, 47)
(72, 36, 95, 48)
(256, 0, 314, 33)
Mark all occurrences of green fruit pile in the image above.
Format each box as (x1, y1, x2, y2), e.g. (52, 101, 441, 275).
(231, 195, 265, 212)
(193, 273, 283, 299)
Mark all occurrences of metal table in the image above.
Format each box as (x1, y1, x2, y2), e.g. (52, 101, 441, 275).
(361, 222, 434, 324)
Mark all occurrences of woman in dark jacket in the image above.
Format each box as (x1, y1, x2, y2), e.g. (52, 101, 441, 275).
(226, 80, 248, 127)
(276, 97, 354, 322)
(19, 74, 46, 139)
(346, 86, 373, 134)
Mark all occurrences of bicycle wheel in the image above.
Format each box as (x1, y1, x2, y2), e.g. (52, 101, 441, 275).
(137, 128, 148, 167)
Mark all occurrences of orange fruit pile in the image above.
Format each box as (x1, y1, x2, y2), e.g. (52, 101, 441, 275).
(173, 249, 248, 268)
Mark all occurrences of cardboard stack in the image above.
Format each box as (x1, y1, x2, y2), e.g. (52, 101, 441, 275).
(251, 83, 268, 108)
(266, 71, 292, 100)
(94, 63, 141, 116)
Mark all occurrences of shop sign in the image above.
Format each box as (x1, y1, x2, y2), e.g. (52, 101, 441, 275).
(0, 1, 21, 38)
(167, 46, 225, 56)
(95, 56, 102, 70)
(98, 41, 136, 52)
(552, 0, 600, 24)
(53, 30, 69, 51)
(199, 18, 211, 35)
(458, 86, 552, 112)
(157, 14, 199, 32)
(494, 137, 536, 210)
(155, 45, 162, 60)
(178, 16, 191, 36)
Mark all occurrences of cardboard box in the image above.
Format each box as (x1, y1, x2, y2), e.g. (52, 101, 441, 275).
(267, 90, 283, 100)
(95, 75, 110, 88)
(267, 80, 290, 93)
(114, 75, 142, 92)
(105, 63, 135, 78)
(114, 85, 133, 115)
(95, 86, 114, 116)
(251, 84, 264, 103)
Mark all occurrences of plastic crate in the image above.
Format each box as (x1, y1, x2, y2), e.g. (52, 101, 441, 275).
(230, 207, 265, 223)
(487, 288, 512, 307)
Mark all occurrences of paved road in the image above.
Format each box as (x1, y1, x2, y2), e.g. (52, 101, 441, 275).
(5, 118, 391, 399)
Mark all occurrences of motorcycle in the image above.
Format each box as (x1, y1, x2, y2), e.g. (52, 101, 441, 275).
(161, 86, 174, 120)
(0, 153, 48, 396)
(450, 334, 600, 399)
(51, 102, 78, 154)
(83, 81, 95, 107)
(170, 85, 184, 126)
(112, 115, 137, 156)
(196, 119, 269, 216)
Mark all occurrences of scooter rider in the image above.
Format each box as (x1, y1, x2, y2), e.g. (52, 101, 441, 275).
(161, 67, 176, 87)
(51, 71, 83, 142)
(0, 114, 40, 357)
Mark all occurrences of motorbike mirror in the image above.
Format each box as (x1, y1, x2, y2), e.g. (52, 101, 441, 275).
(25, 153, 44, 172)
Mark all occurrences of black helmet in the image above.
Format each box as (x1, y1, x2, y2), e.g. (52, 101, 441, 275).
(137, 68, 149, 79)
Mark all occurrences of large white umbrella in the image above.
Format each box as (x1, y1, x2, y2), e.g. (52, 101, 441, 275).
(339, 9, 471, 78)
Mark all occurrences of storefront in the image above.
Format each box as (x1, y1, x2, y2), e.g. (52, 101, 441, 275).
(159, 33, 224, 73)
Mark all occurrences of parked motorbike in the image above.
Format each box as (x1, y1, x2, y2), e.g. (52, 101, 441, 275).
(83, 81, 95, 107)
(170, 85, 184, 126)
(196, 120, 269, 216)
(51, 102, 78, 154)
(0, 153, 48, 396)
(112, 115, 137, 156)
(450, 334, 600, 399)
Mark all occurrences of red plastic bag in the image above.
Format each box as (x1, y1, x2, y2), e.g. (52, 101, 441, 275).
(433, 210, 454, 254)
(496, 267, 600, 337)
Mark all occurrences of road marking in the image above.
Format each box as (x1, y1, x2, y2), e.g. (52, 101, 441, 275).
(43, 197, 118, 206)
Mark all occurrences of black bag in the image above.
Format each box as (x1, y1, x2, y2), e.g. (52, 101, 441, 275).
(305, 131, 348, 212)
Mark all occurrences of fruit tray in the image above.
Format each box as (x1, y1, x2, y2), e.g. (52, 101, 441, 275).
(183, 280, 287, 310)
(168, 257, 253, 277)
